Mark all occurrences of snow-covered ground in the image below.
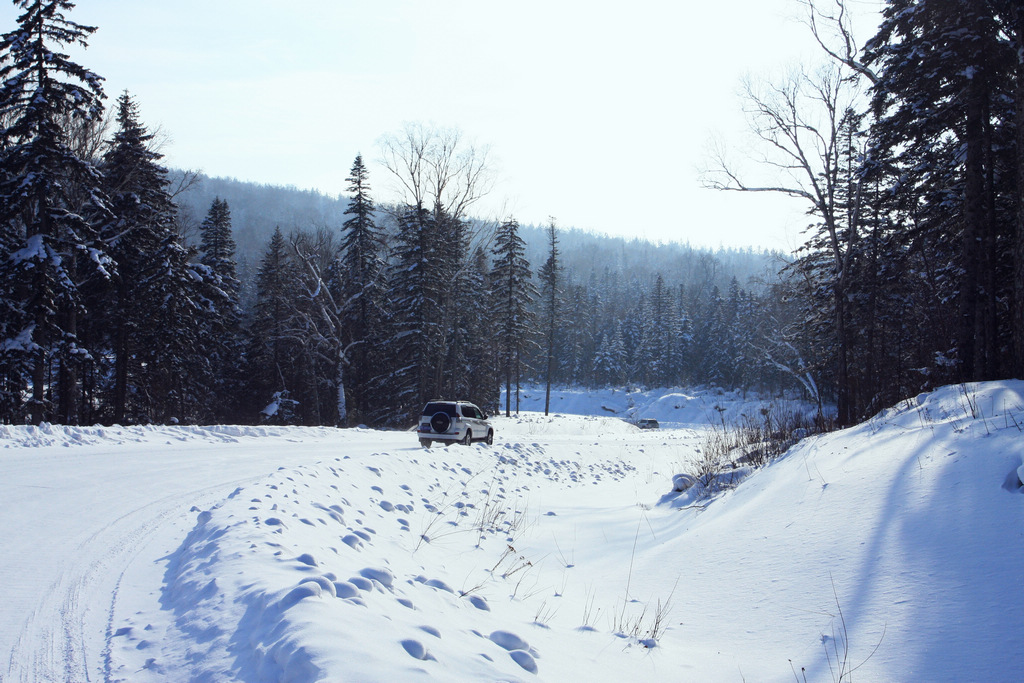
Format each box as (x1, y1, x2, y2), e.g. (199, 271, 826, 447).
(505, 385, 821, 429)
(1, 383, 1021, 682)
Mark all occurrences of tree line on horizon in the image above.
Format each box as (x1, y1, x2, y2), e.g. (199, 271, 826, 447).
(2, 0, 1022, 428)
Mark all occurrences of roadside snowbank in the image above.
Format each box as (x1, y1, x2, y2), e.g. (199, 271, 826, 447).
(0, 422, 342, 449)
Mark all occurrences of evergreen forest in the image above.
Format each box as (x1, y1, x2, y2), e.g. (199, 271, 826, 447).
(1, 0, 1023, 429)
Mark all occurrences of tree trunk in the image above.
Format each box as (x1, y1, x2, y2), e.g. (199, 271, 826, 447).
(835, 278, 852, 426)
(31, 342, 46, 426)
(504, 370, 511, 418)
(544, 347, 553, 417)
(57, 302, 78, 425)
(515, 346, 522, 414)
(981, 99, 998, 379)
(113, 319, 128, 424)
(336, 359, 347, 427)
(544, 300, 555, 416)
(960, 77, 985, 381)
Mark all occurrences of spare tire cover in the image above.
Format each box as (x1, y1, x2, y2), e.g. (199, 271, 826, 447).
(430, 412, 451, 433)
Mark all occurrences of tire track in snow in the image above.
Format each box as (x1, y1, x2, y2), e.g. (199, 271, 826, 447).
(2, 477, 265, 683)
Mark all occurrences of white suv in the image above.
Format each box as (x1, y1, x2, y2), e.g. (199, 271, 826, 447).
(418, 400, 494, 448)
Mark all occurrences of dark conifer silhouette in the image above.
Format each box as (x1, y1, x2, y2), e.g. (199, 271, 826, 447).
(0, 0, 109, 424)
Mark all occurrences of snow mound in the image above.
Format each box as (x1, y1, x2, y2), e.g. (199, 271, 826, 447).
(107, 441, 648, 681)
(507, 385, 824, 428)
(870, 380, 1024, 431)
(497, 411, 638, 437)
(646, 380, 1024, 681)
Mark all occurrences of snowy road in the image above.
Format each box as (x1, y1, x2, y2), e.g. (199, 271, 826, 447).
(0, 425, 381, 683)
(0, 418, 694, 683)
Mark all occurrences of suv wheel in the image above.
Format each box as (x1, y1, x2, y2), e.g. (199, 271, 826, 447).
(461, 430, 472, 445)
(419, 439, 432, 448)
(430, 412, 451, 433)
(485, 430, 493, 445)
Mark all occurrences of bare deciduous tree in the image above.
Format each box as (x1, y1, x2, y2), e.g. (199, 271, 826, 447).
(701, 58, 868, 424)
(798, 0, 878, 86)
(289, 228, 353, 426)
(378, 122, 493, 222)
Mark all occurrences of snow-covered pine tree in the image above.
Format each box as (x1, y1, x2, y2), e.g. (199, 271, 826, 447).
(592, 323, 626, 388)
(92, 91, 181, 424)
(560, 283, 593, 386)
(0, 0, 110, 424)
(865, 0, 1017, 382)
(200, 198, 238, 286)
(197, 196, 244, 420)
(462, 245, 499, 412)
(334, 155, 387, 425)
(245, 227, 303, 423)
(537, 219, 561, 415)
(592, 332, 613, 387)
(648, 274, 673, 387)
(672, 284, 693, 384)
(491, 218, 536, 416)
(385, 205, 447, 424)
(691, 285, 727, 386)
(718, 276, 745, 389)
(669, 283, 692, 385)
(135, 235, 196, 423)
(621, 290, 650, 387)
(437, 216, 472, 401)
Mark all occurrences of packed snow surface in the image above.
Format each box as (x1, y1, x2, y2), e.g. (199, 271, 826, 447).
(1, 383, 1021, 682)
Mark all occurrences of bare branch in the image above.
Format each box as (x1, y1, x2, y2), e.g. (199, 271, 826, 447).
(377, 122, 493, 221)
(169, 169, 202, 199)
(798, 0, 879, 85)
(702, 65, 856, 223)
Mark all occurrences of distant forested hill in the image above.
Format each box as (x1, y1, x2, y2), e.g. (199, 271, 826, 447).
(171, 171, 353, 259)
(171, 171, 782, 296)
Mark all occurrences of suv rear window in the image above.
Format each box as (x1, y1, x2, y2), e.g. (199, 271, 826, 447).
(423, 402, 457, 417)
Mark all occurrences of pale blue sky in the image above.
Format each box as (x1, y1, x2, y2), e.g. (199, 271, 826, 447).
(0, 0, 883, 250)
